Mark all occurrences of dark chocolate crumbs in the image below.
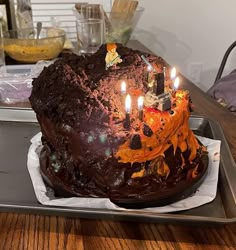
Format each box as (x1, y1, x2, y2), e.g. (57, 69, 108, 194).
(87, 64, 95, 70)
(143, 123, 153, 137)
(130, 134, 142, 150)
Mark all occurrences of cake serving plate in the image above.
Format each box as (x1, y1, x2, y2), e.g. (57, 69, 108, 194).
(0, 108, 236, 225)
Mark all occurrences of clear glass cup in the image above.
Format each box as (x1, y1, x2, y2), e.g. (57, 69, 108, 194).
(73, 3, 104, 20)
(105, 7, 144, 45)
(76, 18, 104, 54)
(0, 23, 5, 67)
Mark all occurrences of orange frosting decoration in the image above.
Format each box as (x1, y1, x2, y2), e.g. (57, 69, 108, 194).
(116, 90, 200, 166)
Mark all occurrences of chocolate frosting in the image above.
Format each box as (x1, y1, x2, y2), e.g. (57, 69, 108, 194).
(29, 44, 208, 208)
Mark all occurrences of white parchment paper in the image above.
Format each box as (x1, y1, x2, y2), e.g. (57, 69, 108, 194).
(27, 133, 221, 213)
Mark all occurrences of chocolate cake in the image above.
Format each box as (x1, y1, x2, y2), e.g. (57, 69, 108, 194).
(29, 44, 208, 208)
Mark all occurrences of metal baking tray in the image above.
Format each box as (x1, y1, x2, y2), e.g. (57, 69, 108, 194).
(0, 108, 236, 225)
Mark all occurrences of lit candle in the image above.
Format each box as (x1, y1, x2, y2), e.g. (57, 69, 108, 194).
(163, 67, 166, 78)
(170, 67, 176, 80)
(124, 94, 131, 129)
(125, 94, 131, 113)
(138, 96, 144, 121)
(174, 77, 180, 90)
(141, 55, 156, 87)
(121, 81, 126, 95)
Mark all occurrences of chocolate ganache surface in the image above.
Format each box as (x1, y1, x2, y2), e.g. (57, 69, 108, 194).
(29, 44, 208, 208)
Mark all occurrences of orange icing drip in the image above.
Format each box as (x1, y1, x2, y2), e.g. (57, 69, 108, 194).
(131, 168, 145, 178)
(187, 164, 199, 180)
(157, 161, 170, 178)
(116, 90, 200, 163)
(180, 153, 185, 168)
(192, 164, 199, 178)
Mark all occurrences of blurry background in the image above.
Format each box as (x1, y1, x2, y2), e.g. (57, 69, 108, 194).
(136, 0, 236, 92)
(13, 0, 112, 42)
(9, 0, 236, 91)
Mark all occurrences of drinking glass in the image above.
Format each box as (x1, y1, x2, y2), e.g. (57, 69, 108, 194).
(105, 7, 144, 45)
(76, 18, 104, 54)
(74, 3, 104, 20)
(0, 23, 5, 67)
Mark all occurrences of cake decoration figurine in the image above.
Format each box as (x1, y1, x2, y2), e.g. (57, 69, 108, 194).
(147, 66, 155, 89)
(141, 54, 172, 111)
(29, 44, 209, 209)
(155, 92, 172, 111)
(105, 43, 122, 70)
(155, 72, 165, 95)
(141, 54, 157, 91)
(141, 55, 155, 71)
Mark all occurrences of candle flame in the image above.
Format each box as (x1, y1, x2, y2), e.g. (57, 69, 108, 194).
(163, 67, 166, 77)
(170, 67, 176, 80)
(174, 77, 180, 90)
(138, 96, 144, 111)
(121, 81, 126, 94)
(125, 94, 131, 113)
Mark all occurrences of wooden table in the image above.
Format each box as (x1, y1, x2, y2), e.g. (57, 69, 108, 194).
(1, 41, 236, 250)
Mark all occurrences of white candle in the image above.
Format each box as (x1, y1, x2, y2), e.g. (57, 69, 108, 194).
(174, 77, 180, 90)
(121, 81, 126, 95)
(170, 67, 176, 80)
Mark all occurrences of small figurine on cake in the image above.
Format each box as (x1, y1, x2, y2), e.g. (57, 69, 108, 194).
(141, 55, 171, 111)
(105, 43, 122, 70)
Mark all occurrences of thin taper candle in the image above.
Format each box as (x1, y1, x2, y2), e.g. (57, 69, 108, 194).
(124, 94, 131, 129)
(138, 96, 144, 121)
